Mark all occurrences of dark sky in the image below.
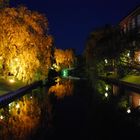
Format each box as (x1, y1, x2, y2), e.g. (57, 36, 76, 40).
(11, 0, 140, 54)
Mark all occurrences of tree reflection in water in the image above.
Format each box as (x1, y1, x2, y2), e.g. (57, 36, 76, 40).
(0, 78, 74, 139)
(0, 87, 53, 140)
(48, 77, 74, 99)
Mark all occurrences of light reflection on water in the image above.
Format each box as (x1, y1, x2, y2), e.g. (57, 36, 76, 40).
(0, 89, 46, 140)
(94, 79, 140, 126)
(48, 78, 74, 99)
(0, 77, 74, 139)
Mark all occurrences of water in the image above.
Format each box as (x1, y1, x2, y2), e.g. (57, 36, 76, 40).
(0, 77, 140, 140)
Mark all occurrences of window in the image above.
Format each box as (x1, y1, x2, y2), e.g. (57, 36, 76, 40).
(137, 14, 140, 26)
(132, 18, 135, 29)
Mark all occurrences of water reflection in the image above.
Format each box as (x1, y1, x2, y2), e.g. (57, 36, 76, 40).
(0, 88, 51, 140)
(48, 77, 74, 99)
(94, 79, 140, 126)
(94, 80, 112, 100)
(117, 91, 140, 111)
(129, 92, 140, 108)
(0, 77, 74, 139)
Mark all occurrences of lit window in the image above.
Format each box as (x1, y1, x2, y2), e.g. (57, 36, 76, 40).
(137, 15, 140, 26)
(134, 51, 140, 63)
(139, 99, 140, 106)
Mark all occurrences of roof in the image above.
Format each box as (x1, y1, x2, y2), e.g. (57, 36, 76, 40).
(120, 5, 140, 25)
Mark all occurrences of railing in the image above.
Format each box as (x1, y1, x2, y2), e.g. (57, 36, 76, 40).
(98, 76, 140, 94)
(0, 80, 43, 108)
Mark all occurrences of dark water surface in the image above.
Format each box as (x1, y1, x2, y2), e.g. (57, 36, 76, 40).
(0, 78, 140, 140)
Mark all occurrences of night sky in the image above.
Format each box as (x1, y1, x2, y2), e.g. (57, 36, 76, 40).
(11, 0, 140, 54)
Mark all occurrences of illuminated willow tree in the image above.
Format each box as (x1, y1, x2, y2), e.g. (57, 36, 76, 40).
(54, 48, 76, 69)
(0, 6, 53, 83)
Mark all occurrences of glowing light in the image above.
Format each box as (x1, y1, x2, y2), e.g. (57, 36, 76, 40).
(104, 59, 108, 64)
(127, 52, 130, 57)
(138, 55, 140, 62)
(139, 99, 140, 106)
(9, 79, 15, 83)
(50, 67, 54, 70)
(9, 103, 13, 107)
(105, 92, 108, 97)
(62, 69, 68, 77)
(0, 56, 2, 60)
(127, 108, 131, 114)
(0, 115, 4, 120)
(135, 51, 140, 63)
(14, 58, 19, 62)
(53, 63, 60, 70)
(16, 104, 20, 109)
(105, 85, 109, 91)
(30, 96, 32, 99)
(55, 77, 61, 83)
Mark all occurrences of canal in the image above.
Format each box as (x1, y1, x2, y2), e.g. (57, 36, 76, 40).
(0, 77, 140, 140)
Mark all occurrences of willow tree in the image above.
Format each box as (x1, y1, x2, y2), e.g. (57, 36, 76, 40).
(54, 48, 76, 69)
(0, 6, 53, 83)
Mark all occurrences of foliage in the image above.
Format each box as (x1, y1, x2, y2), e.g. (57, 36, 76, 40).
(48, 79, 73, 99)
(0, 6, 53, 83)
(95, 80, 106, 95)
(54, 48, 76, 69)
(116, 50, 132, 77)
(84, 30, 104, 67)
(96, 60, 105, 75)
(118, 50, 131, 65)
(118, 96, 129, 109)
(134, 50, 140, 64)
(94, 80, 112, 100)
(0, 89, 53, 140)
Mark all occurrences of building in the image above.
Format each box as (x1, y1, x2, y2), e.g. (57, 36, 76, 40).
(119, 5, 140, 64)
(84, 5, 140, 79)
(120, 6, 140, 34)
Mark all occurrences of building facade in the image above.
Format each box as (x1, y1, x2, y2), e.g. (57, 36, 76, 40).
(120, 6, 140, 34)
(84, 5, 140, 77)
(119, 6, 140, 64)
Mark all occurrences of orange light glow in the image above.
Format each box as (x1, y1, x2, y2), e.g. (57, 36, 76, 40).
(9, 79, 15, 83)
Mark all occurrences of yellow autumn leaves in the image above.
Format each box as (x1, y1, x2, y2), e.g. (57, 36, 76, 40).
(54, 48, 76, 69)
(0, 6, 53, 83)
(0, 6, 76, 84)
